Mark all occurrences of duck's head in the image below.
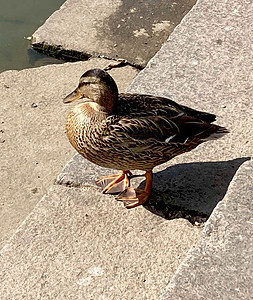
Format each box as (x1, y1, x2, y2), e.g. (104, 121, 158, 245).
(63, 69, 119, 114)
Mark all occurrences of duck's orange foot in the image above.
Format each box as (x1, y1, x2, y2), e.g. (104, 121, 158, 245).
(96, 171, 132, 194)
(116, 187, 150, 209)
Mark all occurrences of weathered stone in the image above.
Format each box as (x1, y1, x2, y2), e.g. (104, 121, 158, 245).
(57, 154, 249, 216)
(31, 0, 197, 67)
(0, 185, 201, 300)
(162, 160, 253, 300)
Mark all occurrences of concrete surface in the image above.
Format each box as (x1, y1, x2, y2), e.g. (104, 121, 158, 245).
(58, 154, 249, 217)
(31, 0, 197, 68)
(0, 59, 139, 250)
(0, 185, 201, 300)
(162, 159, 253, 300)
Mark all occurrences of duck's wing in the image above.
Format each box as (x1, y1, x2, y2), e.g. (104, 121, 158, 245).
(100, 112, 221, 147)
(117, 94, 216, 123)
(109, 115, 180, 143)
(95, 112, 227, 170)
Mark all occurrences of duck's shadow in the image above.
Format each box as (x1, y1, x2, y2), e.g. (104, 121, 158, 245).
(58, 154, 249, 224)
(135, 157, 250, 224)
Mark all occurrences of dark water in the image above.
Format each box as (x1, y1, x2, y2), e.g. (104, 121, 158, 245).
(0, 0, 65, 73)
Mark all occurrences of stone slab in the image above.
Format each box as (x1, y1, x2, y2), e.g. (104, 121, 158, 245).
(0, 59, 138, 249)
(0, 185, 201, 300)
(31, 0, 197, 67)
(162, 159, 253, 300)
(57, 154, 249, 217)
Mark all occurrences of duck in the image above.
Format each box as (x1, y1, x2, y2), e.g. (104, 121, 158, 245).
(63, 68, 228, 209)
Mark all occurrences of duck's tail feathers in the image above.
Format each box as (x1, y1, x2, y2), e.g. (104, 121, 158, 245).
(201, 125, 229, 142)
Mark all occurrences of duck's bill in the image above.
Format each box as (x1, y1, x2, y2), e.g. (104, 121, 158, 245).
(63, 89, 82, 103)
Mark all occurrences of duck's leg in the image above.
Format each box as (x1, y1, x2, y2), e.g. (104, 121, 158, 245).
(96, 170, 132, 194)
(117, 170, 153, 209)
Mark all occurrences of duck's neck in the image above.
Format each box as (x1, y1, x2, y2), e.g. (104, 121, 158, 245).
(66, 102, 107, 152)
(68, 102, 107, 127)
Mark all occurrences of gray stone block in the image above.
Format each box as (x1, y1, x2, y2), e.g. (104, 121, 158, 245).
(57, 154, 249, 216)
(0, 185, 201, 299)
(162, 160, 253, 300)
(31, 0, 197, 67)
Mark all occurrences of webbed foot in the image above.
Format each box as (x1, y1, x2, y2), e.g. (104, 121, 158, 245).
(96, 171, 132, 194)
(116, 187, 150, 208)
(116, 170, 153, 209)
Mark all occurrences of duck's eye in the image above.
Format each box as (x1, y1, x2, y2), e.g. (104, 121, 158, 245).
(80, 81, 90, 87)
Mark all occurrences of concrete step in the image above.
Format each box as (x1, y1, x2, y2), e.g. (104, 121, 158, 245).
(0, 186, 201, 300)
(31, 0, 197, 68)
(162, 159, 253, 300)
(57, 154, 249, 218)
(0, 159, 251, 299)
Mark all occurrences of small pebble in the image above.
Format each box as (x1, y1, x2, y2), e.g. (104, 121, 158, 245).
(221, 105, 226, 108)
(0, 139, 5, 143)
(31, 187, 38, 194)
(31, 103, 38, 108)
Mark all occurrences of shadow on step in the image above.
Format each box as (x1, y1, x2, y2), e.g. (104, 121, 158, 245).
(140, 157, 250, 224)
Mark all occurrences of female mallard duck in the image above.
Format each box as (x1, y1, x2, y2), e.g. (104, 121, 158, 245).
(63, 68, 228, 208)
